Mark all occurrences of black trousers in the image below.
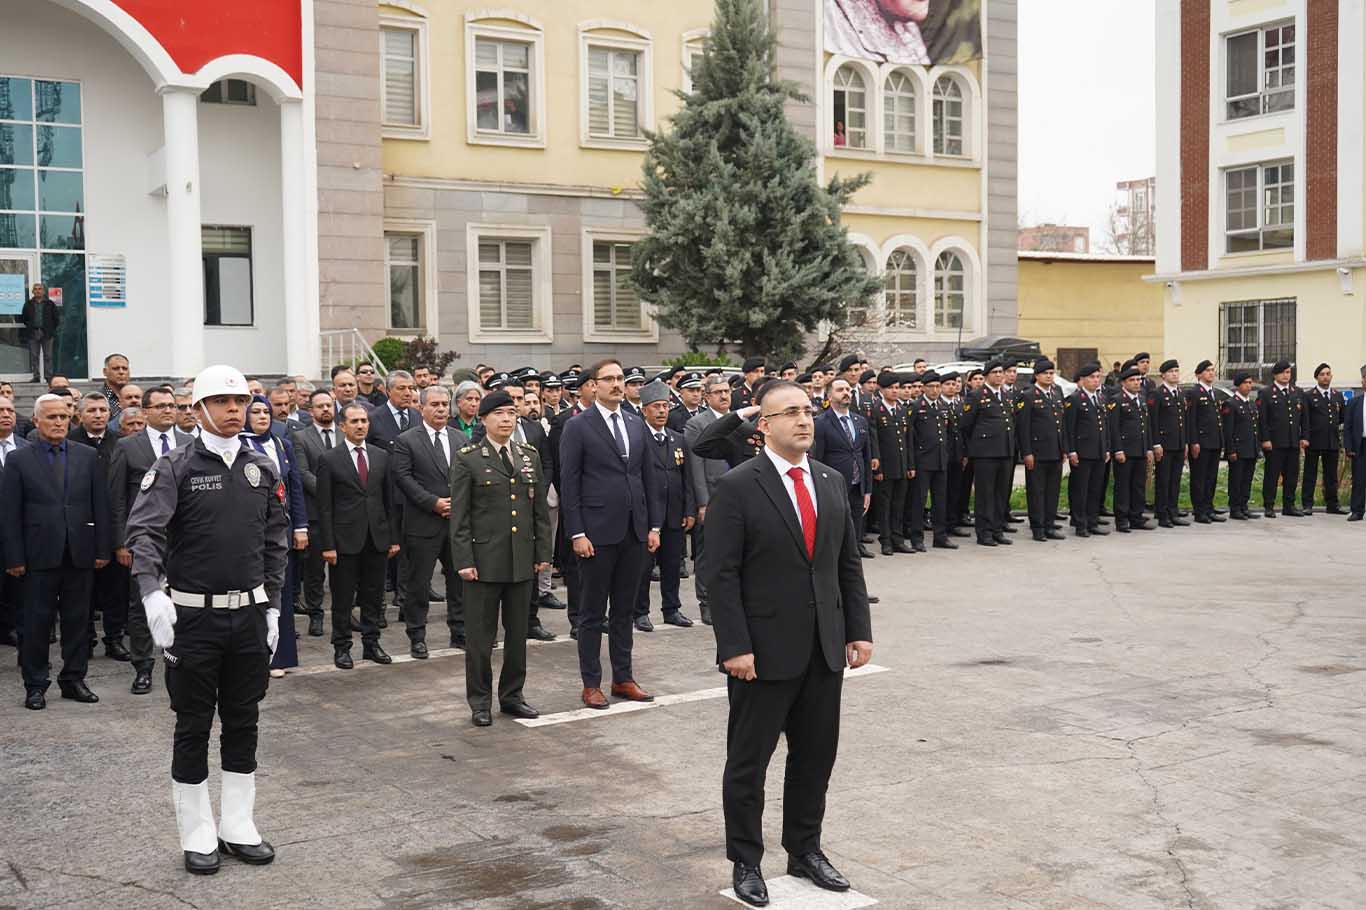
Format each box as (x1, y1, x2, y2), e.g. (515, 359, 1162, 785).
(126, 580, 156, 672)
(909, 469, 947, 544)
(1068, 458, 1106, 528)
(1229, 455, 1256, 511)
(89, 561, 127, 645)
(464, 579, 532, 710)
(576, 538, 646, 688)
(19, 557, 92, 692)
(1302, 448, 1341, 509)
(1024, 460, 1062, 531)
(0, 572, 17, 641)
(972, 457, 1010, 540)
(844, 484, 865, 543)
(947, 460, 967, 524)
(1351, 452, 1366, 515)
(636, 527, 684, 618)
(1189, 447, 1221, 517)
(1154, 449, 1186, 521)
(556, 523, 583, 633)
(329, 546, 386, 648)
(1113, 456, 1146, 526)
(723, 635, 842, 867)
(300, 524, 326, 619)
(957, 458, 975, 523)
(400, 532, 463, 643)
(165, 605, 268, 784)
(1263, 447, 1301, 510)
(873, 477, 906, 545)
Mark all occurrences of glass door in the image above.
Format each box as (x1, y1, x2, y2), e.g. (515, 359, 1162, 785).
(0, 253, 36, 379)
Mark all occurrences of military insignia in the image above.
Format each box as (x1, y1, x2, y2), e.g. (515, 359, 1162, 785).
(1107, 403, 1116, 410)
(459, 444, 474, 454)
(1016, 401, 1025, 410)
(482, 447, 490, 457)
(140, 469, 156, 492)
(963, 405, 971, 413)
(244, 463, 261, 487)
(275, 481, 286, 503)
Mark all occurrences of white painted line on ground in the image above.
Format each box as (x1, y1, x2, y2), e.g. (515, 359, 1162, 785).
(516, 664, 890, 728)
(286, 635, 574, 677)
(721, 875, 878, 908)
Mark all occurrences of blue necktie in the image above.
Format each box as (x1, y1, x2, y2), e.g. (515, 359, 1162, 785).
(160, 432, 170, 455)
(610, 412, 628, 459)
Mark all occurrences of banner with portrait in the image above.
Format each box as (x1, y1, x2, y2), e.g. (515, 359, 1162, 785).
(824, 0, 982, 65)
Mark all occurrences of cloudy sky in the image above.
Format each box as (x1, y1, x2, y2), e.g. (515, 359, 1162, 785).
(1017, 0, 1156, 248)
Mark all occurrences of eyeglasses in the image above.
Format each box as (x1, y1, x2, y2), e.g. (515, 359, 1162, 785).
(762, 406, 817, 420)
(357, 368, 374, 375)
(147, 402, 176, 410)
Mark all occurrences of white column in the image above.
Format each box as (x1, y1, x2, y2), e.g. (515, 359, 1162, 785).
(279, 99, 319, 378)
(160, 87, 205, 376)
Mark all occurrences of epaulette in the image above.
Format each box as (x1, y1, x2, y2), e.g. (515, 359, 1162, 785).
(459, 444, 475, 454)
(518, 441, 537, 452)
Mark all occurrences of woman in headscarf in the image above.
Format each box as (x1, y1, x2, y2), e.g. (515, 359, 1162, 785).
(242, 396, 309, 677)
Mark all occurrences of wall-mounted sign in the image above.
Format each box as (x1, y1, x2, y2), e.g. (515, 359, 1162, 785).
(0, 274, 24, 316)
(89, 254, 127, 308)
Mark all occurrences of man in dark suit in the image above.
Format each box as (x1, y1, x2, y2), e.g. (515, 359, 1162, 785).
(685, 375, 735, 627)
(1185, 359, 1225, 523)
(3, 394, 112, 709)
(810, 378, 875, 558)
(634, 382, 696, 631)
(20, 283, 60, 383)
(291, 389, 342, 638)
(1344, 366, 1366, 520)
(1015, 361, 1068, 541)
(1223, 373, 1262, 520)
(1301, 363, 1347, 514)
(907, 372, 958, 549)
(1065, 364, 1111, 537)
(318, 404, 399, 668)
(0, 393, 27, 648)
(70, 392, 128, 660)
(1147, 360, 1188, 528)
(1109, 366, 1154, 532)
(392, 385, 465, 657)
(960, 361, 1015, 546)
(700, 379, 872, 906)
(108, 385, 196, 695)
(365, 369, 420, 611)
(1258, 359, 1309, 517)
(871, 373, 913, 555)
(559, 359, 663, 709)
(549, 376, 594, 637)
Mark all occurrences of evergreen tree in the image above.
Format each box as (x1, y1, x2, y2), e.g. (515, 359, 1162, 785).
(631, 0, 881, 361)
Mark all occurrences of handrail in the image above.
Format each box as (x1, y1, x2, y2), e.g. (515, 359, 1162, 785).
(319, 328, 389, 381)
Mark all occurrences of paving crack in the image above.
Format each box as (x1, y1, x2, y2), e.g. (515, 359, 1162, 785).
(1240, 599, 1308, 712)
(1087, 554, 1138, 624)
(21, 865, 202, 910)
(1117, 737, 1202, 910)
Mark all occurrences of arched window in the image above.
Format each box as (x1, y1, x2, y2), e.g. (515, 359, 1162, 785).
(845, 247, 877, 327)
(934, 250, 966, 329)
(884, 249, 918, 328)
(932, 76, 964, 156)
(883, 71, 917, 154)
(833, 65, 867, 149)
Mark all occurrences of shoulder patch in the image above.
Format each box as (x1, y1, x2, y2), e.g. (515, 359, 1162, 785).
(140, 468, 156, 492)
(459, 445, 475, 454)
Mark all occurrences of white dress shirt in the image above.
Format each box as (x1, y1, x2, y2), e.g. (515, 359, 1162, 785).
(425, 421, 448, 464)
(146, 425, 181, 455)
(348, 441, 368, 476)
(763, 445, 818, 522)
(0, 434, 13, 467)
(594, 400, 630, 458)
(315, 422, 338, 448)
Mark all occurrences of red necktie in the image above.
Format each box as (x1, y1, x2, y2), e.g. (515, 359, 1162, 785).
(355, 445, 368, 487)
(787, 467, 816, 559)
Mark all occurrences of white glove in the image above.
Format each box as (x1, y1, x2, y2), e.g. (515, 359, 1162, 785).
(265, 607, 280, 658)
(143, 590, 177, 649)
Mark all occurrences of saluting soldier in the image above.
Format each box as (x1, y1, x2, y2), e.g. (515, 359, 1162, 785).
(1016, 358, 1067, 542)
(1149, 359, 1189, 527)
(450, 391, 552, 728)
(1065, 363, 1110, 537)
(1186, 359, 1225, 523)
(1108, 366, 1154, 532)
(871, 372, 914, 555)
(907, 371, 954, 550)
(960, 361, 1015, 546)
(730, 357, 766, 412)
(1257, 359, 1308, 517)
(1222, 373, 1261, 520)
(1301, 363, 1347, 514)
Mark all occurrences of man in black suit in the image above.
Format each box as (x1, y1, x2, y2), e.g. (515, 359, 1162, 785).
(1344, 366, 1366, 520)
(1257, 360, 1309, 517)
(1017, 360, 1068, 542)
(366, 369, 420, 611)
(907, 372, 958, 549)
(1301, 363, 1347, 514)
(70, 392, 128, 660)
(318, 404, 399, 668)
(700, 379, 873, 906)
(392, 385, 465, 656)
(960, 361, 1015, 546)
(1223, 373, 1262, 520)
(559, 359, 663, 709)
(108, 385, 196, 694)
(634, 382, 695, 631)
(291, 389, 342, 638)
(1065, 364, 1111, 537)
(810, 378, 875, 558)
(3, 394, 112, 709)
(0, 394, 25, 647)
(1185, 359, 1225, 523)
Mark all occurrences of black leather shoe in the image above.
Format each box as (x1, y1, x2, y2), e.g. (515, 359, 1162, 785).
(732, 863, 769, 907)
(1349, 512, 1364, 521)
(634, 616, 654, 632)
(700, 605, 712, 626)
(1007, 514, 1025, 524)
(427, 587, 444, 602)
(861, 533, 876, 544)
(1075, 527, 1090, 538)
(880, 544, 894, 556)
(377, 615, 388, 629)
(858, 544, 876, 559)
(500, 701, 539, 719)
(910, 541, 927, 553)
(24, 690, 45, 710)
(449, 635, 466, 649)
(569, 628, 579, 640)
(663, 612, 693, 627)
(1230, 511, 1248, 520)
(0, 628, 16, 647)
(334, 648, 354, 670)
(527, 623, 556, 641)
(59, 681, 98, 703)
(1032, 530, 1046, 542)
(1283, 507, 1306, 517)
(1088, 525, 1109, 535)
(104, 639, 132, 661)
(131, 670, 152, 695)
(537, 592, 567, 610)
(1209, 512, 1227, 522)
(1194, 514, 1212, 524)
(1003, 525, 1018, 534)
(184, 849, 220, 875)
(949, 527, 972, 537)
(1327, 505, 1349, 515)
(1244, 509, 1261, 519)
(363, 644, 392, 665)
(1265, 508, 1277, 518)
(1115, 525, 1131, 533)
(410, 641, 429, 660)
(932, 538, 959, 550)
(977, 538, 997, 547)
(1158, 518, 1174, 528)
(308, 615, 324, 637)
(1171, 517, 1190, 526)
(893, 541, 915, 554)
(471, 709, 493, 727)
(993, 534, 1012, 545)
(1131, 521, 1152, 530)
(218, 838, 275, 865)
(1045, 529, 1066, 540)
(787, 850, 850, 892)
(867, 595, 880, 604)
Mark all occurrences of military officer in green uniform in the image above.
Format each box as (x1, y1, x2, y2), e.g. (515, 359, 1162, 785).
(450, 390, 552, 727)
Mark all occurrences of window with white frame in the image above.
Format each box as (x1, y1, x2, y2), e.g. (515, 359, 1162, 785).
(932, 76, 964, 156)
(884, 249, 918, 329)
(385, 232, 424, 331)
(682, 40, 706, 93)
(1226, 22, 1295, 120)
(933, 250, 965, 330)
(883, 71, 917, 154)
(202, 226, 253, 327)
(1219, 298, 1295, 382)
(1225, 160, 1293, 253)
(832, 65, 867, 149)
(590, 240, 642, 332)
(477, 238, 536, 331)
(587, 46, 642, 140)
(475, 37, 532, 136)
(381, 23, 424, 131)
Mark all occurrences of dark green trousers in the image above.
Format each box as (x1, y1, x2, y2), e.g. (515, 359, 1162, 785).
(464, 579, 532, 711)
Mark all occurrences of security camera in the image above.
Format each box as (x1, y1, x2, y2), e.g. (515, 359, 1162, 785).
(1338, 267, 1351, 276)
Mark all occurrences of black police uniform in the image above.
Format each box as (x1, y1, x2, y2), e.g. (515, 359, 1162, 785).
(1257, 383, 1307, 514)
(1222, 395, 1260, 516)
(943, 395, 970, 527)
(1108, 392, 1152, 530)
(871, 395, 912, 553)
(1065, 388, 1109, 533)
(125, 439, 288, 785)
(1016, 384, 1067, 537)
(959, 385, 1015, 544)
(1149, 385, 1188, 525)
(907, 396, 950, 547)
(1301, 386, 1345, 512)
(1185, 384, 1224, 521)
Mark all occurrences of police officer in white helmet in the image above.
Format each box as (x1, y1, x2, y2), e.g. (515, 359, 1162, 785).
(125, 365, 289, 874)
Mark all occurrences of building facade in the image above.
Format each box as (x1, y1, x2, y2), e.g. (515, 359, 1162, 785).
(1154, 0, 1365, 383)
(0, 0, 319, 381)
(1019, 224, 1090, 254)
(1113, 177, 1155, 256)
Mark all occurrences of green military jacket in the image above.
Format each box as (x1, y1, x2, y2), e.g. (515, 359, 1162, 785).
(450, 439, 552, 584)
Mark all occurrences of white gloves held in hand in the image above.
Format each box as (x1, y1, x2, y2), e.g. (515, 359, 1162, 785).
(143, 590, 177, 649)
(266, 607, 280, 658)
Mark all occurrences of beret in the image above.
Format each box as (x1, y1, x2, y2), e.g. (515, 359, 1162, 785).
(966, 368, 985, 381)
(985, 360, 1006, 373)
(729, 374, 744, 387)
(1271, 359, 1292, 374)
(1033, 358, 1055, 373)
(639, 381, 672, 406)
(1234, 371, 1254, 385)
(814, 363, 834, 374)
(540, 372, 563, 388)
(658, 365, 683, 380)
(876, 372, 901, 388)
(624, 366, 647, 383)
(704, 367, 724, 376)
(858, 369, 877, 383)
(479, 390, 515, 416)
(938, 371, 959, 382)
(901, 372, 922, 385)
(780, 361, 798, 373)
(838, 353, 861, 371)
(1160, 359, 1179, 373)
(742, 356, 766, 373)
(1133, 352, 1151, 362)
(920, 370, 941, 384)
(796, 372, 812, 384)
(1314, 362, 1331, 377)
(1195, 359, 1213, 374)
(1120, 366, 1142, 380)
(1076, 361, 1102, 381)
(679, 371, 703, 389)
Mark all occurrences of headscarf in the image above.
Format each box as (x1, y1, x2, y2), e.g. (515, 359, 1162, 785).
(240, 394, 275, 455)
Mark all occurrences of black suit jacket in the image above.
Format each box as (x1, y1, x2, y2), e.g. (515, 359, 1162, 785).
(2, 440, 111, 571)
(1303, 387, 1345, 451)
(559, 405, 663, 545)
(392, 424, 460, 539)
(68, 427, 118, 473)
(107, 428, 196, 546)
(701, 453, 871, 679)
(1344, 395, 1366, 458)
(644, 425, 696, 529)
(292, 421, 343, 529)
(366, 403, 421, 453)
(317, 443, 395, 554)
(810, 408, 873, 493)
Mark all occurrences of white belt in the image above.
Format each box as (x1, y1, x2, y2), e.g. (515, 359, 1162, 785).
(169, 586, 268, 610)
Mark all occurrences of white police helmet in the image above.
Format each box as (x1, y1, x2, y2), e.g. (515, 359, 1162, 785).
(191, 365, 251, 405)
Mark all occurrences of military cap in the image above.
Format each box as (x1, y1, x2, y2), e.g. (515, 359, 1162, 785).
(678, 371, 703, 389)
(984, 360, 1006, 373)
(512, 366, 537, 378)
(624, 366, 647, 384)
(639, 381, 672, 406)
(562, 374, 580, 392)
(658, 365, 683, 381)
(901, 372, 921, 385)
(1271, 359, 1292, 374)
(1033, 358, 1055, 373)
(1120, 366, 1142, 380)
(1160, 359, 1179, 373)
(920, 370, 941, 384)
(814, 363, 834, 374)
(1075, 362, 1102, 381)
(1314, 362, 1331, 377)
(796, 372, 812, 384)
(564, 364, 583, 374)
(742, 356, 766, 373)
(779, 361, 798, 373)
(876, 372, 901, 388)
(729, 373, 744, 387)
(486, 371, 510, 390)
(704, 367, 724, 377)
(838, 353, 861, 372)
(540, 372, 563, 388)
(1195, 359, 1214, 374)
(858, 369, 877, 384)
(1133, 351, 1151, 362)
(479, 390, 515, 416)
(1234, 371, 1254, 385)
(938, 371, 959, 382)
